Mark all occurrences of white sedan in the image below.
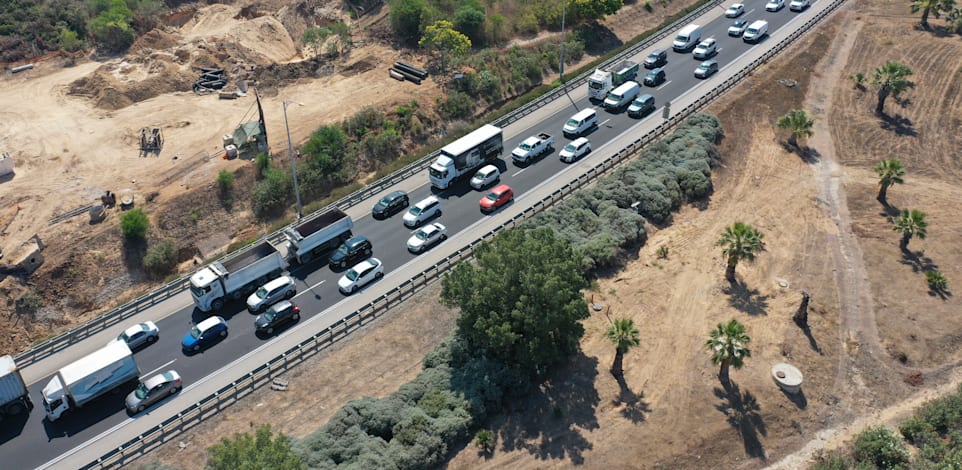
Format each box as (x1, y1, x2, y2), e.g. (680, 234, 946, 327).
(407, 223, 448, 253)
(338, 258, 384, 294)
(469, 165, 500, 189)
(766, 0, 785, 11)
(725, 3, 745, 17)
(113, 321, 159, 350)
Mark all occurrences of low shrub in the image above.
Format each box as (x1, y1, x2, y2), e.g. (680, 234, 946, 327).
(143, 239, 177, 278)
(852, 426, 909, 469)
(120, 208, 149, 241)
(251, 169, 292, 219)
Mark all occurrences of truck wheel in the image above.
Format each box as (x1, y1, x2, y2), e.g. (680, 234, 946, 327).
(364, 248, 372, 256)
(230, 290, 243, 300)
(301, 252, 313, 263)
(212, 299, 224, 310)
(6, 402, 25, 415)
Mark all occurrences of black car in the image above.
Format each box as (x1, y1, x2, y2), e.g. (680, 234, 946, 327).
(644, 48, 668, 69)
(329, 236, 373, 269)
(255, 301, 300, 335)
(372, 190, 409, 219)
(644, 68, 666, 87)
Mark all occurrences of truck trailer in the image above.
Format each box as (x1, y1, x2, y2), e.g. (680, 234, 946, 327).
(587, 60, 639, 101)
(429, 124, 503, 190)
(41, 341, 140, 422)
(0, 355, 31, 420)
(283, 208, 354, 264)
(190, 240, 287, 312)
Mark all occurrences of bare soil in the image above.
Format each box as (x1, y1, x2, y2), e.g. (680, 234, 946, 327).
(5, 0, 962, 468)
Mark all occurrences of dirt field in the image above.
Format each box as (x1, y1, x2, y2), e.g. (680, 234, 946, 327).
(5, 0, 962, 468)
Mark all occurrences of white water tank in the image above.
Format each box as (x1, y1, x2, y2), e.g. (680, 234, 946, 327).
(0, 152, 14, 177)
(771, 363, 803, 394)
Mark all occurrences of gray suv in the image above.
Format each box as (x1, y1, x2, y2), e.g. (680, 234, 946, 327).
(644, 49, 668, 69)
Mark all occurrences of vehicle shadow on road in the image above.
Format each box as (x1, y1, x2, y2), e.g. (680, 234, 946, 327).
(42, 381, 137, 441)
(0, 406, 30, 445)
(714, 381, 767, 459)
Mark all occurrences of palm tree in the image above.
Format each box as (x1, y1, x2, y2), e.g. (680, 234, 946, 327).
(776, 109, 815, 148)
(893, 209, 928, 251)
(706, 319, 752, 388)
(872, 61, 913, 115)
(606, 318, 641, 377)
(873, 159, 906, 206)
(717, 222, 765, 284)
(911, 0, 956, 28)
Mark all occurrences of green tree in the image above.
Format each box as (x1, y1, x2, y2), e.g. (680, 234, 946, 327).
(57, 26, 84, 52)
(251, 169, 291, 219)
(776, 109, 814, 149)
(454, 6, 486, 46)
(605, 318, 640, 377)
(852, 426, 909, 469)
(88, 0, 135, 53)
(911, 0, 956, 28)
(873, 158, 905, 206)
(872, 61, 913, 115)
(206, 424, 304, 470)
(568, 0, 625, 24)
(389, 0, 427, 45)
(120, 208, 149, 241)
(893, 209, 928, 251)
(474, 429, 495, 454)
(419, 20, 471, 75)
(254, 152, 271, 179)
(143, 239, 177, 278)
(717, 222, 765, 284)
(216, 169, 234, 192)
(301, 27, 331, 58)
(328, 21, 352, 55)
(706, 319, 752, 387)
(441, 228, 589, 379)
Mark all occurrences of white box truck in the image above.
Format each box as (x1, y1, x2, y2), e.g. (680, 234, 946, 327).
(429, 124, 503, 190)
(0, 355, 31, 420)
(41, 341, 140, 421)
(190, 240, 287, 312)
(283, 208, 354, 265)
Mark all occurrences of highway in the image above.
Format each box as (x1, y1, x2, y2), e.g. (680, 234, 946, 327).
(0, 1, 827, 468)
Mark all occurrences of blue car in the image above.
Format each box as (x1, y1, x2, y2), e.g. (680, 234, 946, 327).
(182, 316, 228, 352)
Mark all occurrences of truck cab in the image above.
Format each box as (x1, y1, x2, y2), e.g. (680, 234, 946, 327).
(189, 264, 227, 312)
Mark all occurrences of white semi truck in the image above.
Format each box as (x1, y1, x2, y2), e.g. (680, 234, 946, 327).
(41, 341, 140, 422)
(429, 124, 503, 190)
(587, 60, 640, 101)
(283, 208, 353, 264)
(190, 240, 287, 312)
(0, 355, 31, 421)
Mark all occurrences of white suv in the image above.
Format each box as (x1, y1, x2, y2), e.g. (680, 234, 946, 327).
(789, 0, 810, 10)
(403, 196, 442, 228)
(247, 275, 296, 313)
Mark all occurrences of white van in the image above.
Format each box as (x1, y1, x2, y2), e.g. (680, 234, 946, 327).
(743, 20, 768, 43)
(672, 24, 702, 52)
(604, 81, 641, 111)
(563, 108, 598, 138)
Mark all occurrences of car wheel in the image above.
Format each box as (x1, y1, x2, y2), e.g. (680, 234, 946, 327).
(293, 313, 300, 321)
(436, 210, 442, 217)
(441, 234, 447, 241)
(266, 327, 274, 335)
(219, 330, 227, 337)
(375, 272, 383, 280)
(171, 387, 180, 395)
(137, 405, 145, 413)
(193, 344, 201, 352)
(285, 290, 295, 299)
(340, 261, 347, 268)
(147, 335, 157, 343)
(350, 285, 358, 294)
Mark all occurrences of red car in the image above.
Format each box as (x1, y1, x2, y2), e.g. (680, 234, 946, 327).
(480, 184, 514, 213)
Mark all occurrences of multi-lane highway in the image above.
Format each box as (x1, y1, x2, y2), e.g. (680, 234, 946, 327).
(0, 2, 828, 468)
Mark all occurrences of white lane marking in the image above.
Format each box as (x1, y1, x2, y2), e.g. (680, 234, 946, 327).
(143, 359, 176, 378)
(512, 168, 526, 177)
(599, 118, 612, 127)
(657, 81, 672, 90)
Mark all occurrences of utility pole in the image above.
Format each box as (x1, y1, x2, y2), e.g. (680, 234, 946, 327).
(560, 0, 567, 83)
(283, 101, 303, 220)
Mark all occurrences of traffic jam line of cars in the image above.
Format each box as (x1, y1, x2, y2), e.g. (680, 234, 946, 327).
(41, 1, 819, 425)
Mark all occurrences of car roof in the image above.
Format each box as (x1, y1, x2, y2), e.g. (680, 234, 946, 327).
(385, 190, 406, 199)
(123, 323, 149, 336)
(648, 48, 665, 56)
(415, 195, 439, 208)
(262, 275, 292, 290)
(701, 59, 718, 66)
(144, 370, 179, 388)
(648, 67, 664, 74)
(478, 164, 498, 173)
(346, 236, 369, 247)
(268, 300, 294, 313)
(701, 38, 716, 45)
(570, 137, 590, 146)
(491, 184, 512, 194)
(196, 316, 225, 331)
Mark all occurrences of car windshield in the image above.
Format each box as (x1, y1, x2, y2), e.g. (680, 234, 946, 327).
(485, 192, 498, 201)
(134, 382, 149, 399)
(415, 230, 429, 241)
(564, 143, 577, 152)
(518, 143, 532, 151)
(118, 332, 130, 342)
(336, 244, 350, 255)
(254, 287, 268, 300)
(375, 197, 389, 208)
(647, 54, 658, 61)
(409, 206, 422, 215)
(346, 269, 360, 281)
(263, 311, 276, 322)
(191, 326, 202, 339)
(566, 118, 578, 127)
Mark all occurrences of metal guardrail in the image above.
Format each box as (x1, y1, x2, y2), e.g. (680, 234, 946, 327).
(82, 0, 848, 467)
(12, 0, 722, 370)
